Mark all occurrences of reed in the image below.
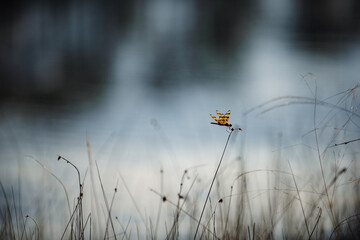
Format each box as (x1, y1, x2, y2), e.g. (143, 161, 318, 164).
(1, 83, 360, 239)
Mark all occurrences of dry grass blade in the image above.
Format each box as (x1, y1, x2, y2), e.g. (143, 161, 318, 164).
(154, 169, 164, 240)
(232, 169, 292, 186)
(11, 187, 21, 240)
(150, 188, 220, 240)
(57, 156, 84, 240)
(61, 197, 82, 240)
(0, 181, 16, 239)
(329, 213, 360, 239)
(309, 207, 322, 239)
(25, 215, 39, 240)
(94, 161, 117, 240)
(105, 186, 118, 240)
(244, 95, 360, 119)
(194, 130, 233, 240)
(79, 213, 91, 240)
(287, 160, 310, 238)
(115, 216, 131, 240)
(28, 156, 71, 216)
(313, 84, 336, 228)
(165, 172, 199, 239)
(329, 138, 360, 148)
(223, 185, 233, 238)
(58, 156, 82, 195)
(118, 171, 150, 237)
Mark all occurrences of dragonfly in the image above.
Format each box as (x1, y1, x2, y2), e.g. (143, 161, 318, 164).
(210, 110, 242, 131)
(210, 110, 232, 127)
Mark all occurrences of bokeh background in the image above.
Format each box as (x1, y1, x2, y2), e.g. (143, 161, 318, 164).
(1, 0, 360, 238)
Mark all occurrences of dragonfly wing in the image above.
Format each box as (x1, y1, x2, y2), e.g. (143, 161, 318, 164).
(210, 114, 219, 123)
(224, 110, 231, 124)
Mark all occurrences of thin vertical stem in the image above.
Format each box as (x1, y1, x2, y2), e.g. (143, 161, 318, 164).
(194, 130, 233, 239)
(287, 160, 310, 237)
(313, 85, 336, 228)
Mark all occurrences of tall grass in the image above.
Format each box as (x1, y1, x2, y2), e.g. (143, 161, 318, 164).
(1, 82, 360, 239)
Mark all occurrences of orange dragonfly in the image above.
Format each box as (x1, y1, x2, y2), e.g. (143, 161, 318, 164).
(210, 110, 242, 131)
(210, 110, 232, 127)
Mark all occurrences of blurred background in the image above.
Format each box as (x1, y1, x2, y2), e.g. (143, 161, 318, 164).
(1, 0, 360, 238)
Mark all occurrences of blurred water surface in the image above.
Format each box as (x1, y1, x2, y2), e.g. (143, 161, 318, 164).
(1, 0, 360, 238)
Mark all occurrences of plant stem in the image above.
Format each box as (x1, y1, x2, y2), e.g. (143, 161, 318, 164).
(194, 130, 233, 239)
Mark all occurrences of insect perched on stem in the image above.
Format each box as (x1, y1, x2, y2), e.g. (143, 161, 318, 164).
(210, 110, 242, 131)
